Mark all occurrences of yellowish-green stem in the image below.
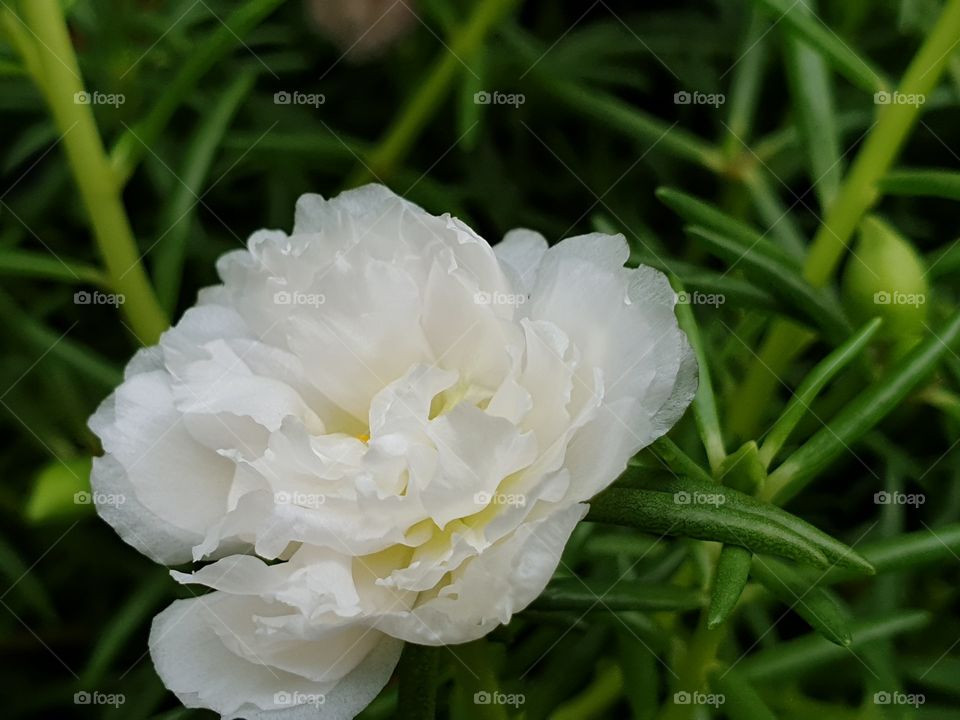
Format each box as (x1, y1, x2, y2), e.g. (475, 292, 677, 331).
(346, 0, 518, 186)
(729, 0, 960, 439)
(20, 0, 168, 345)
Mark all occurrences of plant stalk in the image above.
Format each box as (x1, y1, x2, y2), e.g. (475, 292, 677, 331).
(728, 0, 960, 438)
(20, 0, 168, 345)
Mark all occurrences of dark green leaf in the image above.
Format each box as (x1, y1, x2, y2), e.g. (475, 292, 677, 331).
(633, 474, 874, 573)
(766, 311, 960, 502)
(707, 545, 752, 628)
(750, 0, 888, 92)
(685, 225, 852, 342)
(532, 577, 706, 613)
(751, 555, 852, 645)
(709, 666, 778, 720)
(881, 168, 960, 200)
(759, 317, 883, 467)
(740, 611, 930, 681)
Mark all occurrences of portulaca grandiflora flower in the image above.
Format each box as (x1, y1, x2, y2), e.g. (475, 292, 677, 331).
(90, 184, 697, 719)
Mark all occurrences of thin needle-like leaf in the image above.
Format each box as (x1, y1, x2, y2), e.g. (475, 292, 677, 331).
(749, 0, 889, 93)
(880, 168, 960, 200)
(685, 225, 852, 342)
(751, 555, 852, 646)
(766, 311, 960, 502)
(669, 279, 725, 473)
(707, 545, 752, 628)
(740, 611, 929, 681)
(782, 0, 842, 207)
(153, 69, 257, 312)
(758, 317, 883, 467)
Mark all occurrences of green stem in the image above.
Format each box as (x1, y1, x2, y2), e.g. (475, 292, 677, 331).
(451, 639, 508, 720)
(656, 614, 725, 720)
(397, 643, 439, 720)
(729, 0, 960, 438)
(20, 0, 168, 345)
(346, 0, 518, 186)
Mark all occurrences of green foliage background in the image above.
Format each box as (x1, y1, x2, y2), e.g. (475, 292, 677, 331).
(1, 0, 959, 718)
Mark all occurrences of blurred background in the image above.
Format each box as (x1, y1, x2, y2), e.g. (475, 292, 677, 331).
(2, 0, 960, 718)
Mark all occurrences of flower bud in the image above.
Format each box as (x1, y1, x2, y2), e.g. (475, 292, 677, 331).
(842, 215, 929, 347)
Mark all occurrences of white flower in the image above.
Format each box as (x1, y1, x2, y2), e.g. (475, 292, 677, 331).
(90, 184, 696, 718)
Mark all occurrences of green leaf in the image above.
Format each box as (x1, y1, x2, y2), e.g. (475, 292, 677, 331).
(718, 440, 766, 494)
(656, 190, 849, 339)
(749, 0, 888, 93)
(782, 0, 842, 207)
(927, 238, 960, 279)
(456, 46, 487, 153)
(822, 522, 960, 584)
(0, 249, 105, 285)
(521, 629, 610, 720)
(532, 577, 706, 613)
(765, 311, 960, 502)
(628, 473, 875, 573)
(739, 611, 929, 681)
(110, 0, 288, 182)
(650, 437, 715, 485)
(587, 484, 871, 573)
(685, 225, 852, 342)
(0, 290, 122, 389)
(450, 639, 509, 720)
(758, 317, 883, 467)
(657, 188, 800, 270)
(742, 171, 807, 260)
(709, 667, 778, 720)
(707, 545, 752, 628)
(503, 27, 722, 172)
(25, 456, 92, 523)
(751, 555, 852, 646)
(81, 570, 170, 686)
(722, 6, 770, 154)
(0, 533, 58, 623)
(671, 276, 726, 472)
(551, 662, 623, 720)
(153, 68, 256, 312)
(671, 267, 781, 312)
(880, 168, 960, 200)
(902, 656, 960, 699)
(617, 630, 658, 720)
